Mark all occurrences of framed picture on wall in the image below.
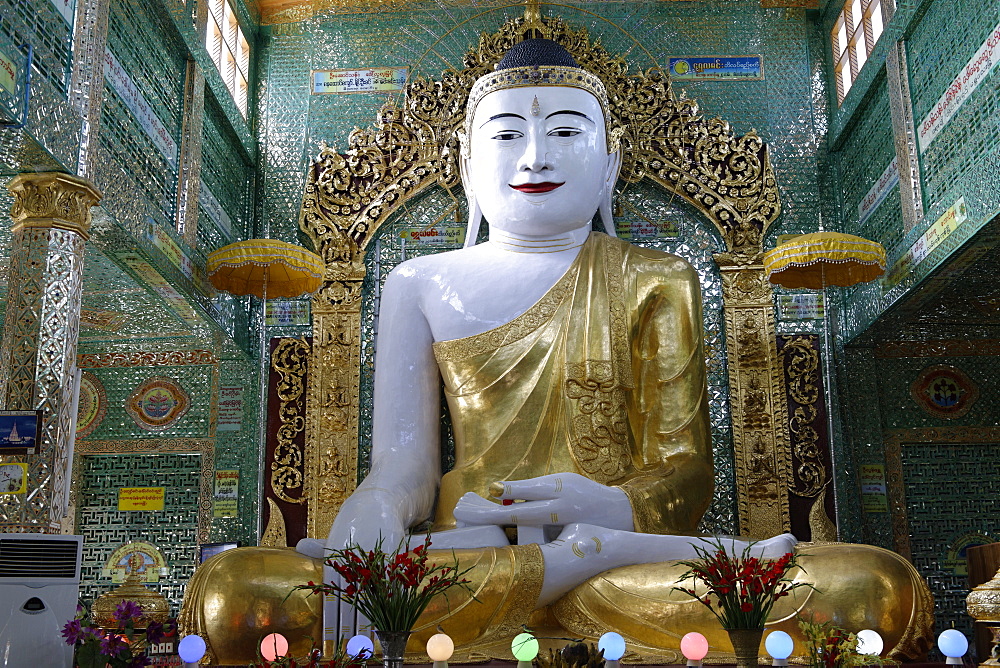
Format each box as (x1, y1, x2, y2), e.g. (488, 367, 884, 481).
(199, 542, 239, 563)
(0, 410, 42, 455)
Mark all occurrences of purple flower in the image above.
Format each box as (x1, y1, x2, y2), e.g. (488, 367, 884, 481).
(100, 632, 129, 657)
(113, 600, 144, 624)
(61, 619, 85, 645)
(145, 619, 166, 644)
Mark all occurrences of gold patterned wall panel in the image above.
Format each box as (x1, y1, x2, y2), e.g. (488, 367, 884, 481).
(300, 8, 789, 539)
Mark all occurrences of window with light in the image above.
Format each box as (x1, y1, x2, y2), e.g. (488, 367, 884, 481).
(206, 0, 250, 117)
(831, 0, 894, 104)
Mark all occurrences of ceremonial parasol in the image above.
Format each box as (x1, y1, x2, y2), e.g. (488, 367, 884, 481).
(207, 239, 325, 538)
(762, 230, 886, 290)
(207, 239, 325, 299)
(762, 227, 886, 539)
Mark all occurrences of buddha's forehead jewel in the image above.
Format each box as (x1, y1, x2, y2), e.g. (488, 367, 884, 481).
(462, 38, 619, 155)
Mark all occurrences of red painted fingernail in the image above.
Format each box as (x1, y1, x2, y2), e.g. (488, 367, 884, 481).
(502, 499, 514, 506)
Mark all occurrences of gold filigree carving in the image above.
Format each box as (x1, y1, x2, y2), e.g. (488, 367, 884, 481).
(782, 336, 826, 498)
(306, 312, 361, 536)
(261, 497, 289, 548)
(808, 488, 837, 542)
(77, 350, 218, 367)
(271, 338, 310, 504)
(299, 14, 779, 265)
(565, 361, 630, 483)
(8, 172, 102, 239)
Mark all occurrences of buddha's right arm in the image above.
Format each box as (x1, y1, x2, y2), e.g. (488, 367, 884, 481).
(326, 265, 442, 551)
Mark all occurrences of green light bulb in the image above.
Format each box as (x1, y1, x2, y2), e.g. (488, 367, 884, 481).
(512, 633, 539, 661)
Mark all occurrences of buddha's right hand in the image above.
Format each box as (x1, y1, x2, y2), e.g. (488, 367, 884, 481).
(324, 487, 408, 641)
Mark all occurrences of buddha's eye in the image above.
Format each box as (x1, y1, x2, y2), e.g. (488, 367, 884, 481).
(491, 131, 523, 141)
(548, 127, 582, 138)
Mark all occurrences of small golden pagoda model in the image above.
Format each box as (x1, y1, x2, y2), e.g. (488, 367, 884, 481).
(92, 553, 170, 628)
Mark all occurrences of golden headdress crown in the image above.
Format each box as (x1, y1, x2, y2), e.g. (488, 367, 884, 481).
(462, 38, 620, 156)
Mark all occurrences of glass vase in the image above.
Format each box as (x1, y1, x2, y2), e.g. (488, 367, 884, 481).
(727, 627, 764, 668)
(375, 629, 411, 668)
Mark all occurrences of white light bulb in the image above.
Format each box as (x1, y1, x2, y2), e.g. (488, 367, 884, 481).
(856, 630, 883, 656)
(427, 633, 455, 663)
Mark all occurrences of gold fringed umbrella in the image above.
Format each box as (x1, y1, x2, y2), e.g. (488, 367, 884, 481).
(207, 239, 325, 299)
(763, 231, 886, 289)
(762, 228, 886, 543)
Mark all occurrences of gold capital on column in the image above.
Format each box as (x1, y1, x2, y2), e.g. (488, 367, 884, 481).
(8, 172, 102, 238)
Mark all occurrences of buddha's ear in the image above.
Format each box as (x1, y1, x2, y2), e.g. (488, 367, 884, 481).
(599, 149, 623, 237)
(458, 136, 483, 248)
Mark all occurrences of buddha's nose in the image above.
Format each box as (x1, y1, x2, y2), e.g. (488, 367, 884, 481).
(518, 136, 550, 171)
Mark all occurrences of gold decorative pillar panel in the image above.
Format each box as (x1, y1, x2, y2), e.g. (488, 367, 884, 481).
(301, 193, 368, 536)
(717, 262, 791, 538)
(0, 172, 102, 532)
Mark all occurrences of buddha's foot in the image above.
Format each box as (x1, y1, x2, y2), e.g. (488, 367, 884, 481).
(537, 524, 796, 605)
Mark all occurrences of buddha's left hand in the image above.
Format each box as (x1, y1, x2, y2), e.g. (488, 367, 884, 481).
(453, 472, 634, 531)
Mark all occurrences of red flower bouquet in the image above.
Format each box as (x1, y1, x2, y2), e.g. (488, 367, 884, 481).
(675, 538, 809, 630)
(296, 535, 474, 634)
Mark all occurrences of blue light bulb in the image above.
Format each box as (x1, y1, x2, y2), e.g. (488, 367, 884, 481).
(599, 632, 626, 661)
(938, 629, 968, 662)
(178, 635, 207, 663)
(347, 634, 375, 659)
(764, 631, 793, 661)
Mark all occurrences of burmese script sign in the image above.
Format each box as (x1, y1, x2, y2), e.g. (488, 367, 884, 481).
(778, 293, 824, 320)
(119, 487, 165, 511)
(312, 67, 408, 94)
(860, 464, 887, 513)
(884, 197, 968, 288)
(400, 226, 465, 245)
(668, 56, 763, 81)
(919, 20, 1000, 151)
(213, 470, 239, 518)
(858, 157, 899, 227)
(0, 48, 16, 96)
(104, 49, 177, 167)
(217, 385, 244, 432)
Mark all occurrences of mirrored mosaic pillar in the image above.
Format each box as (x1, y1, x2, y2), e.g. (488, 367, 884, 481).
(0, 172, 102, 532)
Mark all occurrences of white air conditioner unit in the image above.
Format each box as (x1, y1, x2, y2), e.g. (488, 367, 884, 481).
(0, 533, 83, 668)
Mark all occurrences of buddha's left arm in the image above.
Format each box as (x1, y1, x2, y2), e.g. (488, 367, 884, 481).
(618, 252, 714, 534)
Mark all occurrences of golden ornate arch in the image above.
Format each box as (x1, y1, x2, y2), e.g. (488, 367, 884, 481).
(297, 6, 793, 539)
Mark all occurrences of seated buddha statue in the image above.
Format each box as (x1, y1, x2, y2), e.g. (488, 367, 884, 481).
(180, 39, 933, 665)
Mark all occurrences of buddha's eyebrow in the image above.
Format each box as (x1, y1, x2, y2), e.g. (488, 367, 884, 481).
(481, 112, 526, 127)
(545, 110, 594, 122)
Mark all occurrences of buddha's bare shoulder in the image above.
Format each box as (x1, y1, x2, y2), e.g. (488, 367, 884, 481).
(384, 246, 488, 287)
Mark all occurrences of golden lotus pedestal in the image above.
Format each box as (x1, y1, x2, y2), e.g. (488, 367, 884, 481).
(180, 542, 934, 666)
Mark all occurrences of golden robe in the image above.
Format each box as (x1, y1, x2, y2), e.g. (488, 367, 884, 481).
(432, 232, 713, 535)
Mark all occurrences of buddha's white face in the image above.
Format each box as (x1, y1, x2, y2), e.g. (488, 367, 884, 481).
(463, 85, 617, 237)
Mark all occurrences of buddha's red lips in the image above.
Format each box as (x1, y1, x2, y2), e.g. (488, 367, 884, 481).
(510, 182, 564, 193)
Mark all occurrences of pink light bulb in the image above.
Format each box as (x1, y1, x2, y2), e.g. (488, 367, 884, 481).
(681, 632, 709, 662)
(261, 633, 289, 661)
